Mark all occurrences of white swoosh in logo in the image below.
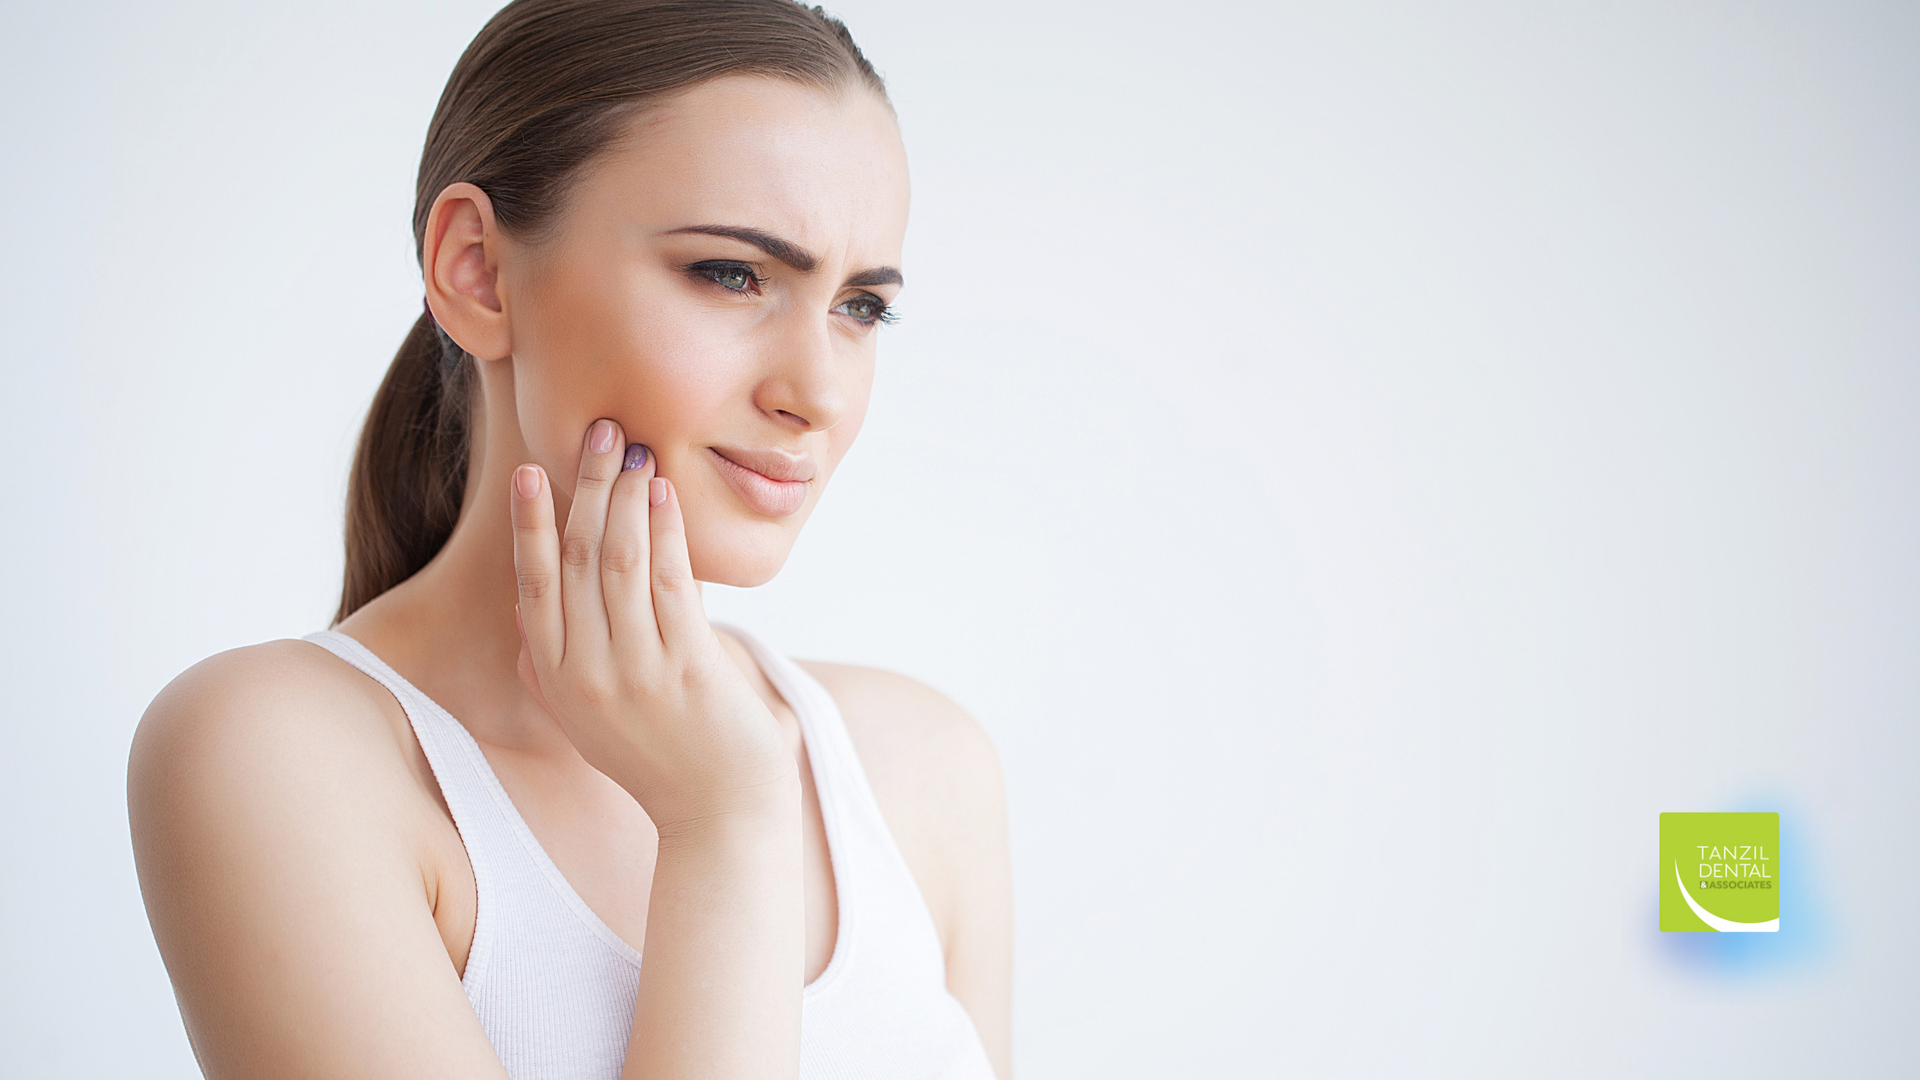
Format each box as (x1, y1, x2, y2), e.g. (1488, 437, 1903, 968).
(1674, 861, 1779, 932)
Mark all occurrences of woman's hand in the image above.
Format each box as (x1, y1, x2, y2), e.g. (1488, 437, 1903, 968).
(508, 418, 796, 836)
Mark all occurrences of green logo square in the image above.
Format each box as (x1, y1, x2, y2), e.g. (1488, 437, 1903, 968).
(1659, 812, 1779, 931)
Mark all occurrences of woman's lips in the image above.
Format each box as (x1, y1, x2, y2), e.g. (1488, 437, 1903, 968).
(707, 446, 814, 517)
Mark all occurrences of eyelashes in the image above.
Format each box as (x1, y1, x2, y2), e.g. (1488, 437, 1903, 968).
(686, 260, 766, 294)
(835, 295, 898, 325)
(683, 259, 897, 327)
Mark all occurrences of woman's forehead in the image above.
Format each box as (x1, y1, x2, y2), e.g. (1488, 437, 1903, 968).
(571, 76, 909, 261)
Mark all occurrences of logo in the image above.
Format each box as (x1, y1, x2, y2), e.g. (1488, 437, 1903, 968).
(1659, 812, 1779, 932)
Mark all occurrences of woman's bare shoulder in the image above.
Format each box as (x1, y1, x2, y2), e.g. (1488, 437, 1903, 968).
(795, 661, 1004, 805)
(129, 638, 421, 829)
(134, 637, 403, 753)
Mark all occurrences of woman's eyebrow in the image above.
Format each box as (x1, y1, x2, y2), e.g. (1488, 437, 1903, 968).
(844, 267, 903, 289)
(669, 225, 818, 272)
(668, 224, 902, 288)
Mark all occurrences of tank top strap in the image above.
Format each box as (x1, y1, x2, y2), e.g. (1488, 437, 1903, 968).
(301, 631, 494, 822)
(717, 625, 953, 996)
(719, 623, 891, 851)
(300, 629, 510, 988)
(718, 626, 991, 1076)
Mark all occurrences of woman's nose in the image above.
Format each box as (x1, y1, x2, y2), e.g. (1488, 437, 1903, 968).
(755, 313, 846, 432)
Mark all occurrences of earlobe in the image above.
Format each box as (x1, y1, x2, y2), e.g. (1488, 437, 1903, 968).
(423, 182, 513, 362)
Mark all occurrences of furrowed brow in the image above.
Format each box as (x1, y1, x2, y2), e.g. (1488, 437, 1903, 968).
(669, 225, 818, 273)
(844, 267, 903, 289)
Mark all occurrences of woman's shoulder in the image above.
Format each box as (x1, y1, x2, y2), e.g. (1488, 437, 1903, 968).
(129, 638, 426, 830)
(134, 637, 407, 755)
(796, 660, 1004, 802)
(794, 660, 1008, 936)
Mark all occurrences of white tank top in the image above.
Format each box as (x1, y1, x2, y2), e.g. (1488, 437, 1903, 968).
(302, 627, 997, 1080)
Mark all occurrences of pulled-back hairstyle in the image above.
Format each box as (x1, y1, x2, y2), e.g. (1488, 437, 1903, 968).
(335, 0, 886, 623)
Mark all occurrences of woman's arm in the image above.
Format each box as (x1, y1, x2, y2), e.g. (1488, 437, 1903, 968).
(129, 642, 510, 1080)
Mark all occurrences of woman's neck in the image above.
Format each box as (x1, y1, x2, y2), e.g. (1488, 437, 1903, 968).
(335, 392, 571, 751)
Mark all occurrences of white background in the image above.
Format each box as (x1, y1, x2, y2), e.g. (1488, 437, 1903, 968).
(3, 1, 1916, 1075)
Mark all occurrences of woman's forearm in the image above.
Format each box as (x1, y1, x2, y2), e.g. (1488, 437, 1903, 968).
(622, 786, 806, 1080)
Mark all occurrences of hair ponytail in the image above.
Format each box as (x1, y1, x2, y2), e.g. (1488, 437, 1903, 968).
(334, 312, 473, 623)
(335, 0, 887, 622)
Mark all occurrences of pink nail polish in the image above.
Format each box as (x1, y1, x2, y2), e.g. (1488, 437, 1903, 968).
(589, 419, 616, 454)
(649, 477, 668, 507)
(514, 465, 541, 500)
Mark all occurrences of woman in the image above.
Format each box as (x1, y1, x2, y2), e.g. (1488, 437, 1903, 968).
(126, 2, 1011, 1077)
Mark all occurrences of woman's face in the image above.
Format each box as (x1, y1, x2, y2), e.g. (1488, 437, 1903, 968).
(499, 76, 909, 586)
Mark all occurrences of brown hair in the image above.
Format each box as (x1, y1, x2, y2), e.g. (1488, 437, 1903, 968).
(335, 0, 886, 623)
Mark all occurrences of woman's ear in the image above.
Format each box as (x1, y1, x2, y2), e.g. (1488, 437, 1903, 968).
(423, 182, 513, 362)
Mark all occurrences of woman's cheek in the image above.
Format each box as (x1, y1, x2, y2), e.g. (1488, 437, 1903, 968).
(822, 369, 874, 470)
(508, 370, 594, 497)
(593, 314, 731, 447)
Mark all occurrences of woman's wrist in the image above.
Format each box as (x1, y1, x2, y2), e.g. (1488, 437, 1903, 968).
(649, 774, 803, 854)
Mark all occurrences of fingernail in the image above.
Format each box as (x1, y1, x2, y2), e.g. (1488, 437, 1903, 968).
(623, 443, 648, 471)
(650, 477, 668, 507)
(514, 465, 541, 500)
(589, 419, 617, 455)
(515, 603, 525, 642)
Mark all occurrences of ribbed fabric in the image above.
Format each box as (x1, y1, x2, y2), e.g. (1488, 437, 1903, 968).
(302, 627, 996, 1080)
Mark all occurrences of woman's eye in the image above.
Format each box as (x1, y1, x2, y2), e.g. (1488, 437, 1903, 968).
(688, 261, 762, 293)
(835, 294, 895, 326)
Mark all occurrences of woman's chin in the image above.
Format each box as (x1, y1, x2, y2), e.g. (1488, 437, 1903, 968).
(687, 529, 798, 589)
(695, 563, 784, 588)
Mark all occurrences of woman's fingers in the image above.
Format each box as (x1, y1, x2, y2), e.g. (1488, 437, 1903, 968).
(515, 422, 709, 717)
(647, 477, 708, 652)
(509, 463, 564, 672)
(559, 419, 626, 657)
(602, 443, 659, 646)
